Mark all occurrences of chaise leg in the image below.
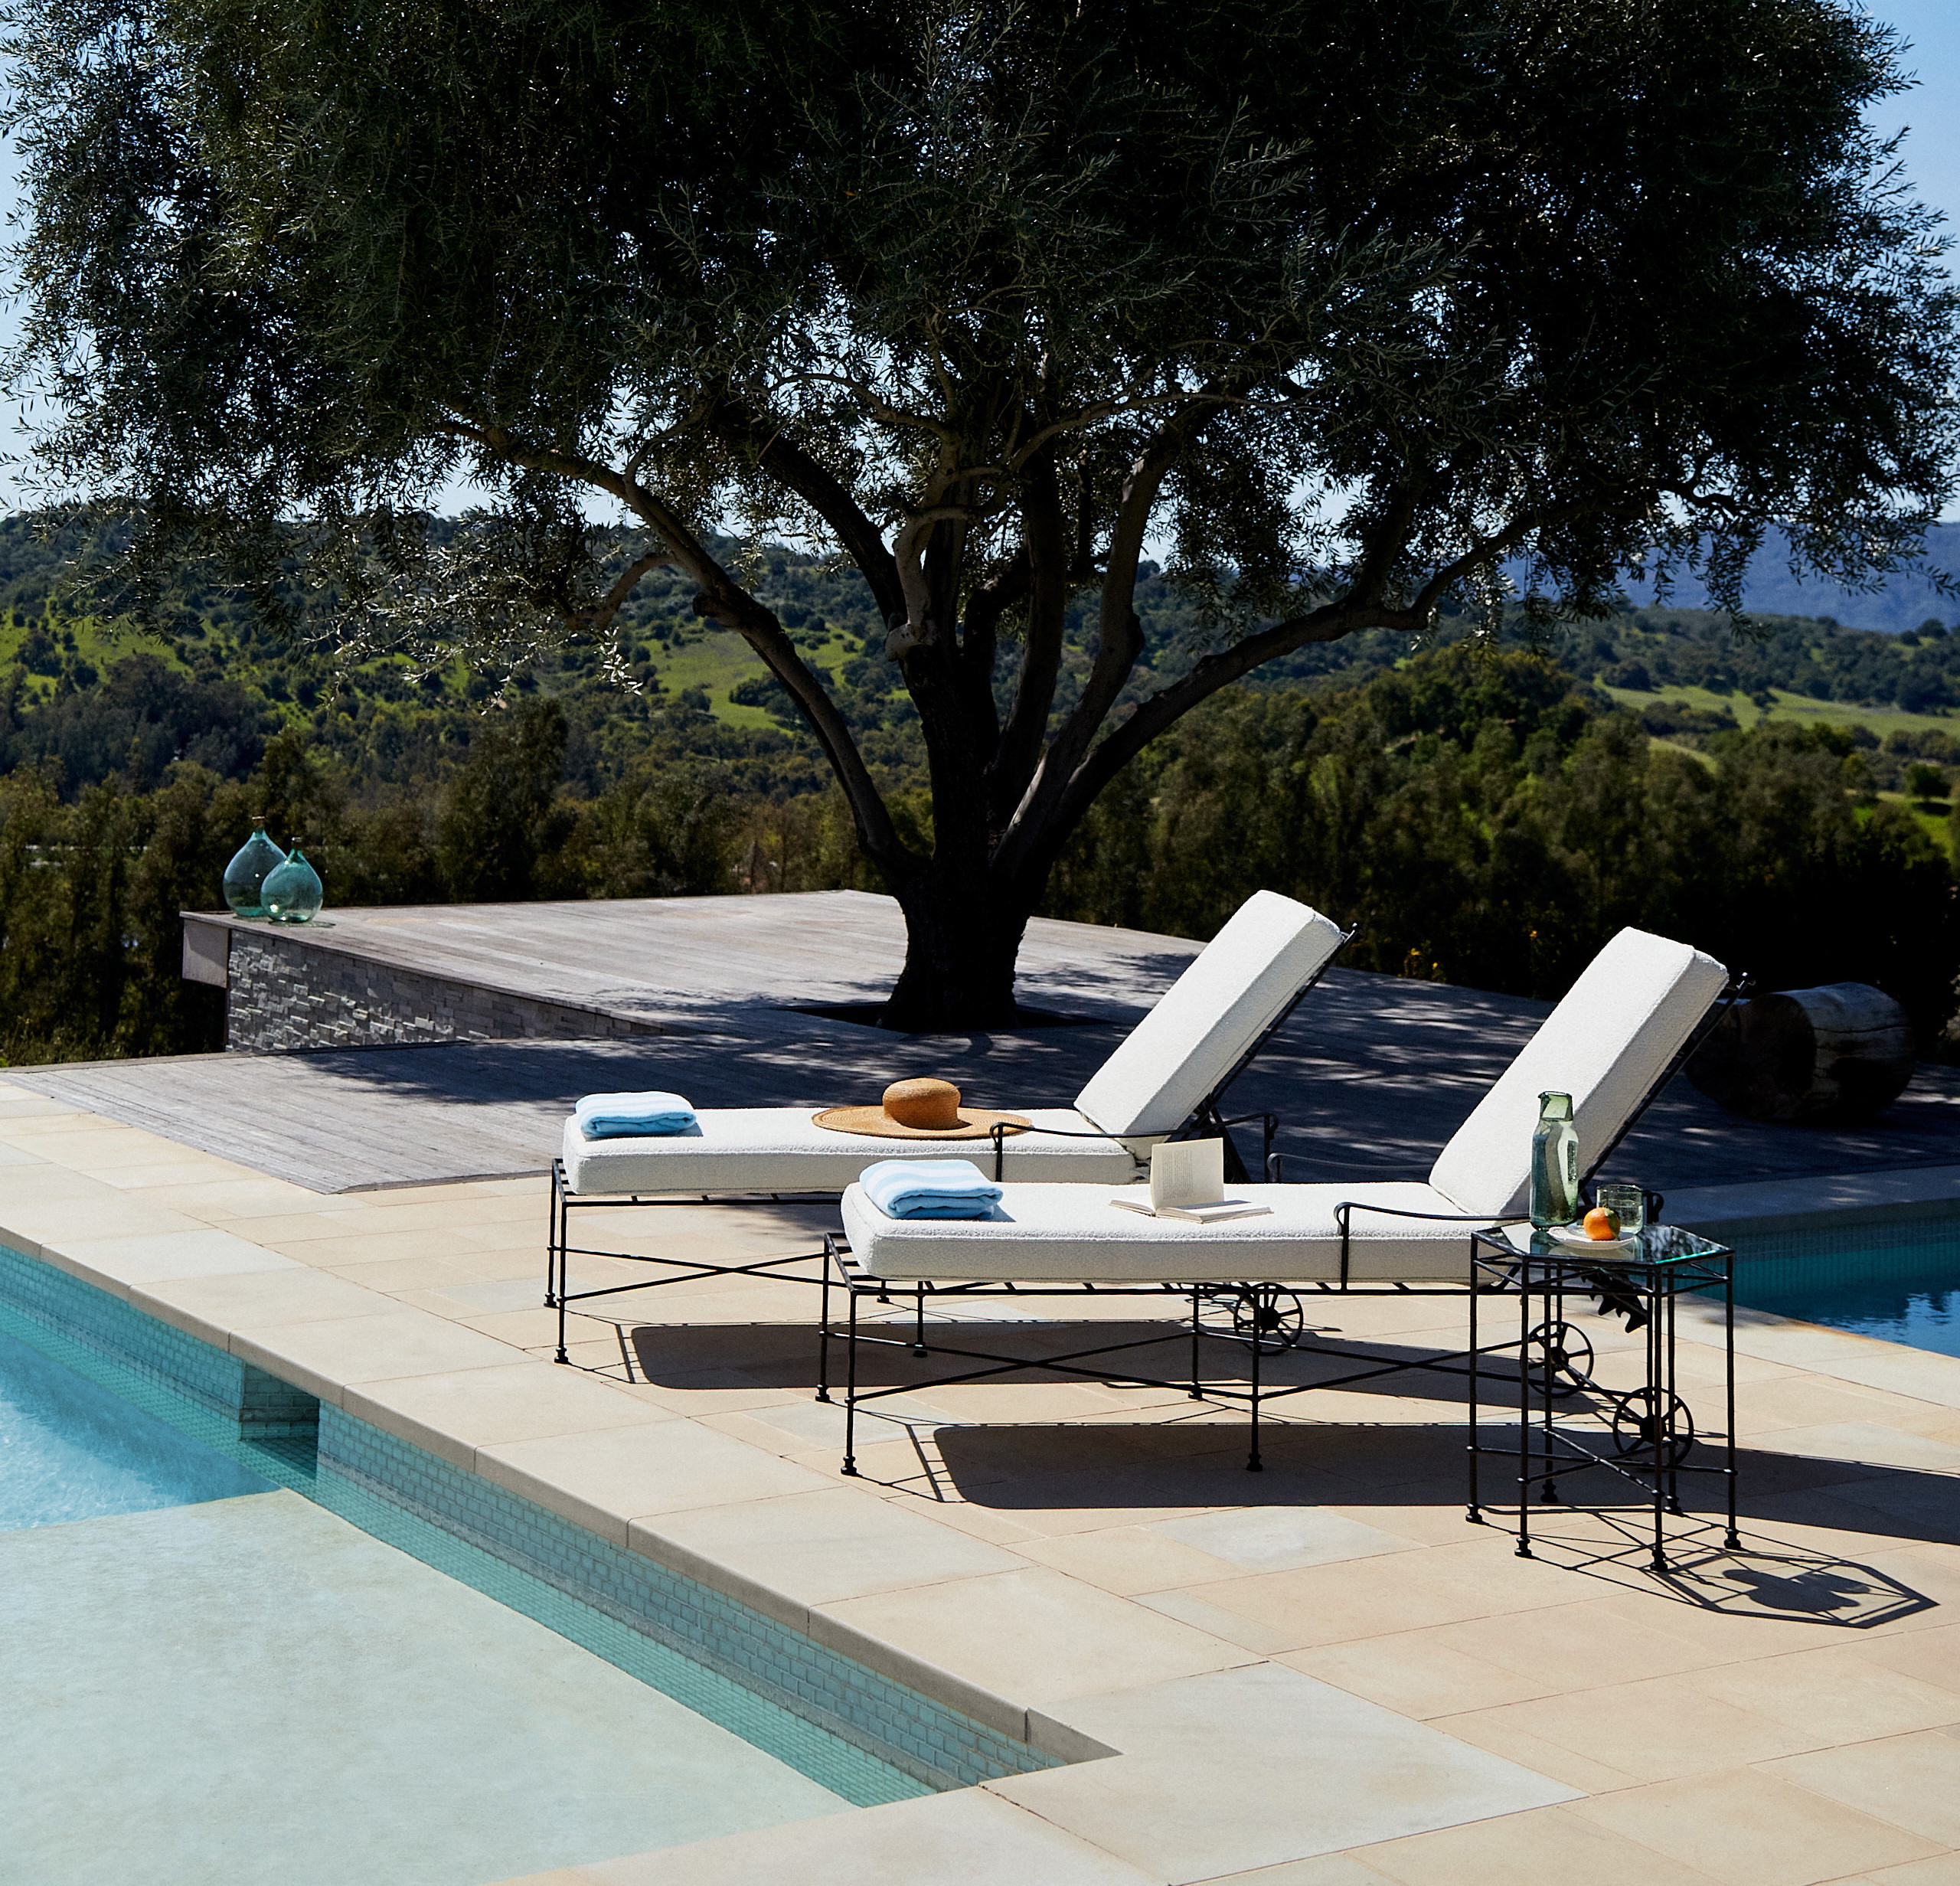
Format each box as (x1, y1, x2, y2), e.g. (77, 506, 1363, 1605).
(841, 1278, 861, 1477)
(815, 1236, 835, 1404)
(1246, 1294, 1264, 1471)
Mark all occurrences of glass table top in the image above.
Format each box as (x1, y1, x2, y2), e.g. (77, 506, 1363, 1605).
(1481, 1221, 1731, 1265)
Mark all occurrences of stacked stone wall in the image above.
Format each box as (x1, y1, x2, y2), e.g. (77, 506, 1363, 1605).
(224, 931, 659, 1051)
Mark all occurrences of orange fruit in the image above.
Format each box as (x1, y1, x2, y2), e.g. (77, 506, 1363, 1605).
(1583, 1205, 1621, 1240)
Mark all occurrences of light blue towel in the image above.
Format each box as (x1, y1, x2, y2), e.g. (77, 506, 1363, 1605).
(858, 1159, 1004, 1220)
(574, 1091, 699, 1139)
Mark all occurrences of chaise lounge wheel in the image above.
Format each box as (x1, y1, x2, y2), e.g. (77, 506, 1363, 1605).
(1197, 1284, 1306, 1353)
(1609, 1387, 1695, 1467)
(1526, 1319, 1596, 1397)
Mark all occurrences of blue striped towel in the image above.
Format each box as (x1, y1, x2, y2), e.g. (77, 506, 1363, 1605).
(858, 1159, 1004, 1219)
(574, 1092, 699, 1139)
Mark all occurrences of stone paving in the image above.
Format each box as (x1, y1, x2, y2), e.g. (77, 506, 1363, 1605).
(4, 1077, 1960, 1884)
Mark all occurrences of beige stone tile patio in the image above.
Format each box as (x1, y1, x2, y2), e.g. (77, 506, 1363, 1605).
(1152, 1505, 1428, 1572)
(1683, 1646, 1960, 1744)
(1345, 1802, 1727, 1884)
(1763, 1729, 1960, 1845)
(231, 1306, 522, 1405)
(564, 1789, 1162, 1885)
(1014, 1523, 1248, 1595)
(1753, 1422, 1960, 1476)
(1279, 1632, 1555, 1718)
(1420, 1708, 1644, 1793)
(636, 1484, 1026, 1613)
(1200, 1858, 1397, 1885)
(1167, 1538, 1578, 1652)
(96, 1159, 279, 1194)
(11, 1080, 1960, 1886)
(1438, 1672, 1826, 1782)
(323, 1251, 533, 1293)
(127, 1267, 400, 1347)
(8, 1193, 211, 1245)
(1865, 1857, 1960, 1884)
(236, 1210, 379, 1246)
(1135, 1587, 1312, 1655)
(342, 1361, 674, 1470)
(1567, 1767, 1944, 1885)
(816, 1566, 1251, 1709)
(1409, 1594, 1736, 1692)
(477, 1418, 834, 1544)
(1856, 1623, 1960, 1697)
(41, 1226, 301, 1293)
(988, 1662, 1574, 1883)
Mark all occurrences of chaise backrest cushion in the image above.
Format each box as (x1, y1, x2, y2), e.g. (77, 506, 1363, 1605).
(1427, 927, 1726, 1220)
(1073, 891, 1344, 1139)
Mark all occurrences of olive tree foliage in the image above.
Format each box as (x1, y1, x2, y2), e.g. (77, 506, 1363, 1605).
(5, 0, 1955, 1024)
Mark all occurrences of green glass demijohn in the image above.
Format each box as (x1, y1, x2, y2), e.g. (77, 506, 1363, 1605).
(221, 817, 286, 919)
(262, 841, 325, 924)
(1529, 1090, 1579, 1227)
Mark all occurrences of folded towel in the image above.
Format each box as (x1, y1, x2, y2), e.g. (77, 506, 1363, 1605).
(574, 1091, 699, 1139)
(858, 1159, 1004, 1220)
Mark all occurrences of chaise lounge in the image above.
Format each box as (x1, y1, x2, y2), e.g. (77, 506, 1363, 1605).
(824, 925, 1731, 1470)
(557, 889, 1346, 1199)
(546, 890, 1346, 1354)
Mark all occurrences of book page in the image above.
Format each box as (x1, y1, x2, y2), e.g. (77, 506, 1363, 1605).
(1149, 1138, 1225, 1211)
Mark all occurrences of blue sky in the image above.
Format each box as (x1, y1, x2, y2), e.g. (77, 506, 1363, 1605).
(0, 5, 1955, 519)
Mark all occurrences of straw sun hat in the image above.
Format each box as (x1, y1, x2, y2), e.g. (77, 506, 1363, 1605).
(812, 1077, 1029, 1140)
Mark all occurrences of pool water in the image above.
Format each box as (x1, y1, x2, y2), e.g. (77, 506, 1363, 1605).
(0, 1323, 270, 1528)
(1732, 1218, 1960, 1358)
(0, 1302, 912, 1886)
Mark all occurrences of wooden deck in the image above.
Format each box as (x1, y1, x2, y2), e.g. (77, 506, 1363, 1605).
(187, 889, 1201, 1026)
(11, 891, 1960, 1196)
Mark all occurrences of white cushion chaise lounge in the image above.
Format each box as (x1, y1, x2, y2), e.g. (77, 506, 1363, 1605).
(559, 889, 1346, 1198)
(838, 925, 1729, 1286)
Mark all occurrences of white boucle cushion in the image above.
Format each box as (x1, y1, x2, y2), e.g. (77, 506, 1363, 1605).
(841, 1179, 1501, 1283)
(1071, 891, 1344, 1138)
(563, 1108, 1141, 1196)
(1426, 927, 1726, 1221)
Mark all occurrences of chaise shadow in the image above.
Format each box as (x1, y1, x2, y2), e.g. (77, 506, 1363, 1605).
(619, 1315, 1960, 1561)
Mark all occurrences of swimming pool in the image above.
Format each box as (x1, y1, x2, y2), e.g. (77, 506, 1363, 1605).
(0, 1251, 1049, 1886)
(0, 1320, 269, 1528)
(1731, 1216, 1960, 1359)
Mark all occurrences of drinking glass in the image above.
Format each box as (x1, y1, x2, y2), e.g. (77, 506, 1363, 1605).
(1596, 1182, 1646, 1235)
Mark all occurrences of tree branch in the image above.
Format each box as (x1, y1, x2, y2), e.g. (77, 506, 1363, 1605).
(456, 416, 913, 870)
(704, 397, 906, 625)
(990, 445, 1068, 825)
(571, 551, 669, 639)
(995, 387, 1223, 874)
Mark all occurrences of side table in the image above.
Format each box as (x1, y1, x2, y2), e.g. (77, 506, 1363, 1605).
(1467, 1223, 1740, 1572)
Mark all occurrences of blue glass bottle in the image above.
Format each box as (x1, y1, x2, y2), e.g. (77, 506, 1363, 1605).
(221, 819, 286, 919)
(262, 842, 324, 923)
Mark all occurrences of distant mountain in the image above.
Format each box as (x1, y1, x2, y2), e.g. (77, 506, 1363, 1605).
(1604, 521, 1960, 633)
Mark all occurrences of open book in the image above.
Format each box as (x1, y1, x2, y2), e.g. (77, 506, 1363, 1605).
(1110, 1138, 1272, 1222)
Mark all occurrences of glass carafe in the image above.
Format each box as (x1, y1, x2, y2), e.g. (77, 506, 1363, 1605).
(221, 818, 286, 919)
(262, 842, 324, 924)
(1530, 1090, 1579, 1227)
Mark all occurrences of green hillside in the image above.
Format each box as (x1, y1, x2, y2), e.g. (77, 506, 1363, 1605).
(2, 510, 1958, 1071)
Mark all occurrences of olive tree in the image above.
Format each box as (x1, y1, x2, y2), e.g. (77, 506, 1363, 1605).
(5, 0, 1954, 1025)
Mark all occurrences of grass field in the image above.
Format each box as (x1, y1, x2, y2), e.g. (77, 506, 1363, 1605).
(1597, 679, 1960, 744)
(645, 627, 812, 731)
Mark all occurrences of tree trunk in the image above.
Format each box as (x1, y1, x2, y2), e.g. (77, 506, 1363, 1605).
(1686, 982, 1915, 1124)
(880, 870, 1033, 1032)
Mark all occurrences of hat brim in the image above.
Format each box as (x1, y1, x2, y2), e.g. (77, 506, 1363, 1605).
(810, 1106, 1032, 1140)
